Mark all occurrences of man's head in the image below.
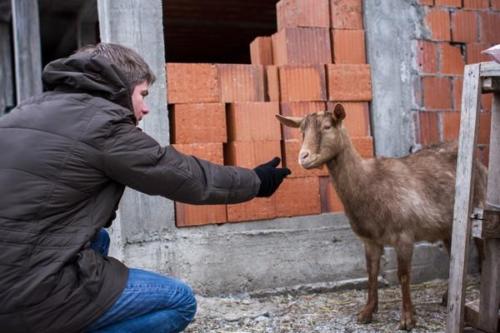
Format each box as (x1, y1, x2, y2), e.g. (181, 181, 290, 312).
(76, 43, 156, 92)
(76, 43, 155, 122)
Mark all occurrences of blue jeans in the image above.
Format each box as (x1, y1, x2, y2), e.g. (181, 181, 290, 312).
(86, 229, 197, 333)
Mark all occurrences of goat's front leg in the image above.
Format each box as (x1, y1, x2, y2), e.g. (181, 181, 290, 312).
(358, 240, 383, 324)
(395, 242, 416, 331)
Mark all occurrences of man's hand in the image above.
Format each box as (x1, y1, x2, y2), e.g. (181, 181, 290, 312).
(253, 157, 291, 197)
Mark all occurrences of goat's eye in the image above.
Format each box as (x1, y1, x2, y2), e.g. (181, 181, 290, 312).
(322, 125, 332, 130)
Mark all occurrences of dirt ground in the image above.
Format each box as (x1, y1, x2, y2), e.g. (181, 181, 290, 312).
(185, 277, 480, 333)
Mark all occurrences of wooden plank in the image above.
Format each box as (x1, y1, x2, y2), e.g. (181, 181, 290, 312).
(481, 62, 500, 78)
(478, 92, 500, 332)
(446, 64, 482, 333)
(0, 22, 14, 116)
(465, 300, 500, 332)
(11, 0, 42, 104)
(483, 78, 500, 94)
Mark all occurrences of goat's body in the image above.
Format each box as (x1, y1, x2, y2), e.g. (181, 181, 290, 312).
(277, 107, 487, 330)
(328, 136, 486, 329)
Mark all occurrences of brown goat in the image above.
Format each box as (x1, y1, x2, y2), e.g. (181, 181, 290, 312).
(277, 104, 487, 330)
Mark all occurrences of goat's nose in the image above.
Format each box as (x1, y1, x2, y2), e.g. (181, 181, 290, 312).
(299, 151, 310, 163)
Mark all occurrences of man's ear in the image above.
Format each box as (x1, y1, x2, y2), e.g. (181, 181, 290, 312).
(332, 103, 346, 121)
(275, 114, 303, 128)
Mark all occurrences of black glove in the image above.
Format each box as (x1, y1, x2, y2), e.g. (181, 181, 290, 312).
(253, 157, 291, 197)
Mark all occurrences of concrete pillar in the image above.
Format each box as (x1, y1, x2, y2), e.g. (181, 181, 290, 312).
(363, 0, 424, 157)
(96, 0, 175, 263)
(11, 0, 42, 104)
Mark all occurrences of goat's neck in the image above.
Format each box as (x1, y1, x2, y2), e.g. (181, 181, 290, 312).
(326, 131, 368, 195)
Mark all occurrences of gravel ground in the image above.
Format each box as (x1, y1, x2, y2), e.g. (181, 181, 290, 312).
(185, 277, 480, 333)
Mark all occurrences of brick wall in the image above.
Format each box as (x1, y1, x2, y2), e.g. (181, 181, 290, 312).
(166, 0, 372, 227)
(415, 0, 500, 166)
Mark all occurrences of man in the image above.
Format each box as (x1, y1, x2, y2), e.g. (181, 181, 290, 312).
(0, 43, 291, 333)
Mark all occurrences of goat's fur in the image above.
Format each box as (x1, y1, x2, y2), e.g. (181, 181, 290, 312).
(277, 104, 487, 330)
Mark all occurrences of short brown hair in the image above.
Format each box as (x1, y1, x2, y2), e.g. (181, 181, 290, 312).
(77, 43, 156, 91)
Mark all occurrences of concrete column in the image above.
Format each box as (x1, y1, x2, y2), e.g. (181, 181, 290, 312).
(11, 0, 42, 104)
(363, 0, 425, 157)
(97, 1, 175, 260)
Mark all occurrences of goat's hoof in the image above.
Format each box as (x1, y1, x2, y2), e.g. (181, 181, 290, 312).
(399, 313, 416, 331)
(357, 311, 373, 324)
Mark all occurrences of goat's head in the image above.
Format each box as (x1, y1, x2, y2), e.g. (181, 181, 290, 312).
(276, 103, 347, 169)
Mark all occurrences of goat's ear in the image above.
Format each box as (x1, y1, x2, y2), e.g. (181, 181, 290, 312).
(332, 103, 346, 121)
(275, 114, 303, 128)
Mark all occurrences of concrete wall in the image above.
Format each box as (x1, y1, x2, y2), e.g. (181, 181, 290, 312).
(100, 0, 459, 297)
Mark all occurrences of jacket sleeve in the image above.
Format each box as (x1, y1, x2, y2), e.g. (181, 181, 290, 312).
(101, 120, 261, 204)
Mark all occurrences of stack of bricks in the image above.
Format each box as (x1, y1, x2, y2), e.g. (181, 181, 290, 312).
(416, 0, 500, 166)
(250, 0, 373, 216)
(167, 0, 373, 227)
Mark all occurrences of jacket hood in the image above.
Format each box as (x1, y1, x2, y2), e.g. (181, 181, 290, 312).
(42, 53, 133, 111)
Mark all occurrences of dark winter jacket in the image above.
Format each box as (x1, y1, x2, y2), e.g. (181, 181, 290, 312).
(0, 52, 260, 333)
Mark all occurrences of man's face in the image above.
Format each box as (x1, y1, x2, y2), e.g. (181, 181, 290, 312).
(132, 81, 150, 123)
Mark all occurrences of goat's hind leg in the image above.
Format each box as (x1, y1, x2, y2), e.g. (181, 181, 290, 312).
(358, 240, 383, 324)
(396, 242, 416, 331)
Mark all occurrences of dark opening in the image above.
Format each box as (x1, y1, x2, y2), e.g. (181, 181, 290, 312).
(162, 0, 278, 64)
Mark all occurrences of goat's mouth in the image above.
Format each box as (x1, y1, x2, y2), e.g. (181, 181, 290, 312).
(299, 155, 324, 169)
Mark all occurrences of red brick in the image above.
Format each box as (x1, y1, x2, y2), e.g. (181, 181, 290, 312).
(166, 63, 219, 104)
(320, 176, 344, 213)
(250, 37, 273, 65)
(175, 202, 227, 227)
(423, 76, 453, 110)
(492, 0, 500, 10)
(425, 9, 451, 41)
(277, 0, 330, 29)
(463, 0, 489, 8)
(479, 12, 500, 44)
(441, 111, 489, 143)
(330, 0, 363, 29)
(453, 77, 463, 111)
(326, 64, 372, 101)
(451, 11, 478, 43)
(225, 141, 282, 168)
(478, 112, 491, 145)
(417, 40, 439, 73)
(476, 145, 489, 167)
(173, 142, 224, 163)
(352, 136, 374, 158)
(440, 43, 465, 75)
(326, 102, 370, 137)
(279, 65, 327, 102)
(173, 143, 227, 227)
(441, 111, 460, 141)
(435, 0, 461, 7)
(272, 28, 332, 65)
(418, 111, 441, 145)
(481, 93, 493, 112)
(227, 102, 281, 141)
(227, 197, 277, 222)
(275, 177, 321, 217)
(217, 64, 265, 102)
(171, 103, 226, 144)
(282, 140, 329, 177)
(419, 0, 434, 5)
(280, 102, 327, 139)
(332, 29, 366, 64)
(466, 43, 492, 64)
(266, 66, 281, 101)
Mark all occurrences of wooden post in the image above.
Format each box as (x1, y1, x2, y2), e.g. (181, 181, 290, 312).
(446, 64, 482, 333)
(11, 0, 42, 104)
(478, 91, 500, 333)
